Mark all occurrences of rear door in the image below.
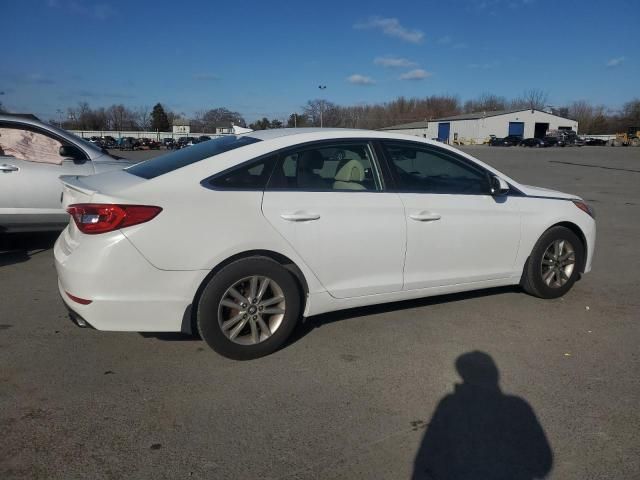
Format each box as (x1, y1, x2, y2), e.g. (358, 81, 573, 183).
(0, 123, 94, 230)
(261, 141, 406, 299)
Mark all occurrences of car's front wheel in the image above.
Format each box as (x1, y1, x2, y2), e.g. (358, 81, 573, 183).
(521, 226, 584, 299)
(197, 257, 301, 360)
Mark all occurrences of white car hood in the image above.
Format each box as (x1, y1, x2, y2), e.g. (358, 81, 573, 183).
(518, 184, 581, 201)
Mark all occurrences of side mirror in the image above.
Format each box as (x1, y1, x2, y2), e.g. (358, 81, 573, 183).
(59, 145, 86, 162)
(490, 175, 509, 196)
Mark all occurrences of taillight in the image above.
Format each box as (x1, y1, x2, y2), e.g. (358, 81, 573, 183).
(67, 204, 162, 234)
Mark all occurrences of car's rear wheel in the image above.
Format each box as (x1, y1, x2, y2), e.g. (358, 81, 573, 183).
(521, 226, 584, 299)
(197, 257, 301, 360)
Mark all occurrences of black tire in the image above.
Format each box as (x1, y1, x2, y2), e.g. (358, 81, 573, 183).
(196, 257, 301, 360)
(521, 226, 584, 299)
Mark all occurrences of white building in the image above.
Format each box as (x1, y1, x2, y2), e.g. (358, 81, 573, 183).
(172, 119, 190, 135)
(380, 109, 579, 144)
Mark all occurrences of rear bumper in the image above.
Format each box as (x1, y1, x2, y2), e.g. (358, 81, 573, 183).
(55, 227, 208, 332)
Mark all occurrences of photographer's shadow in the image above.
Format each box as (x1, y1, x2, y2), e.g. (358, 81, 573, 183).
(413, 351, 553, 480)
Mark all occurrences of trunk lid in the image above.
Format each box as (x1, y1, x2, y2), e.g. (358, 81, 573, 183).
(59, 169, 147, 208)
(60, 175, 97, 208)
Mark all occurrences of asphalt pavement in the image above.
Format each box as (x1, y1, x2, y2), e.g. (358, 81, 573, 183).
(1, 145, 639, 479)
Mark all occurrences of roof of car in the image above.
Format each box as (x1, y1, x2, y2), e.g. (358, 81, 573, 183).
(245, 127, 382, 141)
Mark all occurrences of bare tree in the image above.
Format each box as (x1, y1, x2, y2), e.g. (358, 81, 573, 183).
(511, 89, 549, 110)
(135, 105, 152, 131)
(464, 93, 508, 113)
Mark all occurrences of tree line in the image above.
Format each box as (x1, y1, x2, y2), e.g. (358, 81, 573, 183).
(3, 91, 638, 135)
(274, 91, 639, 135)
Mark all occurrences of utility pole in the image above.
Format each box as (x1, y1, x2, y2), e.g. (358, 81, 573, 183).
(318, 85, 327, 128)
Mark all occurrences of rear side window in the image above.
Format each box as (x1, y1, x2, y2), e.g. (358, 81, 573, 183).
(127, 135, 261, 179)
(207, 155, 277, 190)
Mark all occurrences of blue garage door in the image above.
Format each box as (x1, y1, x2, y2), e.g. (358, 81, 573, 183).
(508, 122, 525, 137)
(437, 123, 450, 142)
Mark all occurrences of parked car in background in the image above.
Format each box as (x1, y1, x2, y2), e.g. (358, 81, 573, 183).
(489, 135, 523, 146)
(0, 114, 134, 232)
(585, 138, 607, 146)
(138, 138, 160, 150)
(198, 135, 212, 143)
(567, 135, 584, 147)
(163, 138, 176, 149)
(177, 136, 198, 149)
(55, 128, 596, 359)
(543, 136, 565, 147)
(520, 138, 548, 148)
(101, 136, 118, 149)
(118, 137, 140, 151)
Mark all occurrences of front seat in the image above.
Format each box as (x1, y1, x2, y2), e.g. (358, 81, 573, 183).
(333, 159, 366, 190)
(297, 150, 326, 189)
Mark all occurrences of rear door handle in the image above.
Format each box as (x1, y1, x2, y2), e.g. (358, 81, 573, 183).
(409, 211, 441, 222)
(0, 164, 19, 173)
(280, 212, 321, 222)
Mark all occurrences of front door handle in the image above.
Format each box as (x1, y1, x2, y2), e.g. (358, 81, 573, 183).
(409, 211, 441, 222)
(0, 164, 19, 173)
(280, 212, 321, 222)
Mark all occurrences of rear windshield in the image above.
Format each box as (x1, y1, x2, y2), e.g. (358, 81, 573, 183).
(126, 135, 261, 179)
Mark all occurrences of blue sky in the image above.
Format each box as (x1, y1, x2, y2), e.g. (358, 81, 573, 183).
(2, 0, 637, 122)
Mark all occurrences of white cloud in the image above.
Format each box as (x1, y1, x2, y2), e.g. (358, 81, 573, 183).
(606, 56, 625, 67)
(399, 69, 431, 81)
(437, 35, 452, 45)
(347, 74, 376, 86)
(374, 56, 417, 68)
(354, 16, 424, 43)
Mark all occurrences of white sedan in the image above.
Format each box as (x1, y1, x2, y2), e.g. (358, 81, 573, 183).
(55, 129, 596, 359)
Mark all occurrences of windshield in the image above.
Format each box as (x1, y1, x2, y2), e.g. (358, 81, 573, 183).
(126, 135, 261, 179)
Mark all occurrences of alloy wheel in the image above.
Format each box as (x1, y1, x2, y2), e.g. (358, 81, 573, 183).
(541, 239, 576, 288)
(217, 276, 286, 345)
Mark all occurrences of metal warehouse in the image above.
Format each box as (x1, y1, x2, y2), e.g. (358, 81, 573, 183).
(380, 108, 579, 144)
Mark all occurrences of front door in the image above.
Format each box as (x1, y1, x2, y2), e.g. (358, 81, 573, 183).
(381, 140, 521, 290)
(261, 141, 406, 299)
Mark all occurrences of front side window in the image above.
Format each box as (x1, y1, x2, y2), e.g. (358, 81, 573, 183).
(127, 135, 261, 179)
(0, 125, 65, 165)
(383, 141, 489, 195)
(268, 143, 382, 191)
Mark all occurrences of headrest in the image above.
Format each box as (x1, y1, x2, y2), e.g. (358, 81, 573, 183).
(298, 150, 324, 170)
(334, 159, 365, 182)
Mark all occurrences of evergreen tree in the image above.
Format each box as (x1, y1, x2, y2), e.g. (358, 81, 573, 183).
(151, 103, 170, 131)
